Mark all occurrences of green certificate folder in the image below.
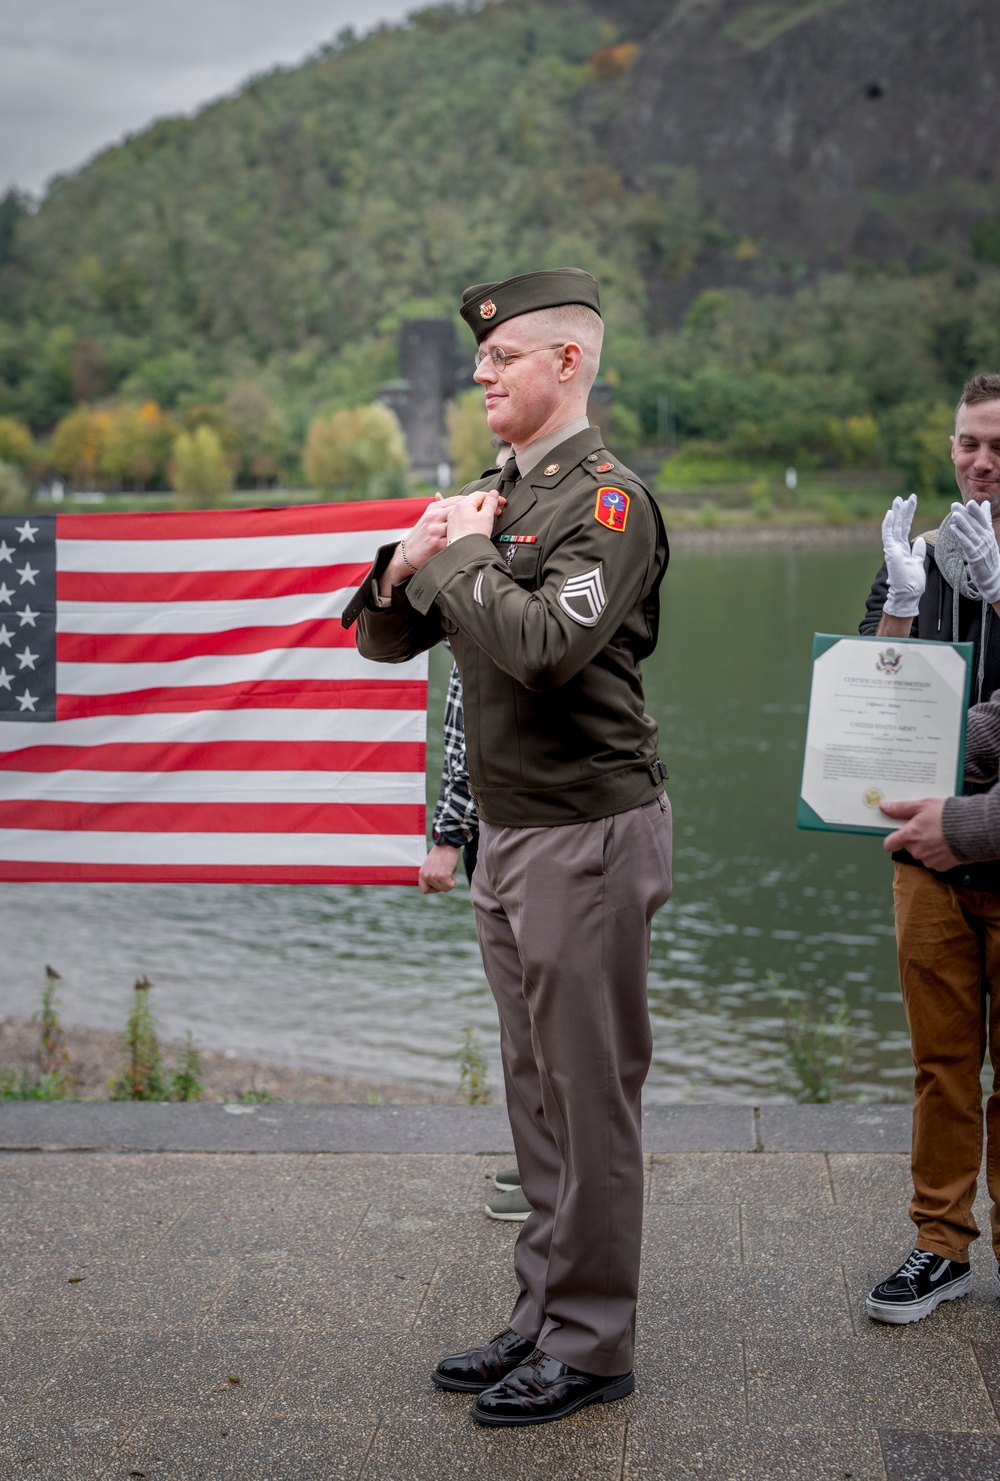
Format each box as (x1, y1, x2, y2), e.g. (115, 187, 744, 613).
(797, 633, 973, 836)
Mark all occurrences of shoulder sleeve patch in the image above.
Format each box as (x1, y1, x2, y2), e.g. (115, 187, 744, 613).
(594, 486, 629, 532)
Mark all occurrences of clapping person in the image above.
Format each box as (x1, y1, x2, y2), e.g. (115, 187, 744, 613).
(860, 374, 1000, 1323)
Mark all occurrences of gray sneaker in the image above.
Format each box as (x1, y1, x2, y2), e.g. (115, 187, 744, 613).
(493, 1164, 521, 1191)
(485, 1186, 532, 1222)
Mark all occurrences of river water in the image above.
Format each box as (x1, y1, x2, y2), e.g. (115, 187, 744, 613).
(0, 543, 915, 1103)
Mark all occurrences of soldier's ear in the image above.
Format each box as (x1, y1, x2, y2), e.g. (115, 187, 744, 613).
(557, 342, 584, 383)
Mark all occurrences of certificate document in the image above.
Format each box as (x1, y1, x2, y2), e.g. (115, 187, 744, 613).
(797, 634, 973, 835)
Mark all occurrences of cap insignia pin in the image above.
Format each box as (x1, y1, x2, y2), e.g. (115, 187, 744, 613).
(544, 463, 560, 475)
(479, 299, 497, 320)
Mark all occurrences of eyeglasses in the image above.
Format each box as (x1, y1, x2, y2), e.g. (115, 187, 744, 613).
(474, 343, 565, 372)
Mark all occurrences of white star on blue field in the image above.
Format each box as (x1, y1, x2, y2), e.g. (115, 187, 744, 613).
(0, 516, 55, 719)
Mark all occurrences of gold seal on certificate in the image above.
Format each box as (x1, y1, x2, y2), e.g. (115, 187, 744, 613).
(797, 634, 973, 835)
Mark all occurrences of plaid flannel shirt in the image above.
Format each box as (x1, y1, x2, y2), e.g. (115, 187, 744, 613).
(431, 660, 479, 847)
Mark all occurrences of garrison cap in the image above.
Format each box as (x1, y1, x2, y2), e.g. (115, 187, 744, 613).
(460, 268, 601, 343)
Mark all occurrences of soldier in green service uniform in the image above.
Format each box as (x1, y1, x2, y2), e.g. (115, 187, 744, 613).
(342, 268, 672, 1427)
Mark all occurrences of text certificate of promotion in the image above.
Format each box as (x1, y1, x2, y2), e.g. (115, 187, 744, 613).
(797, 634, 973, 835)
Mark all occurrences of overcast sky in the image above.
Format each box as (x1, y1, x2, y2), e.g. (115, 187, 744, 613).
(0, 0, 420, 198)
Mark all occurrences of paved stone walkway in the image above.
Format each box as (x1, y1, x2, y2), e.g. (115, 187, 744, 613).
(1, 1105, 998, 1479)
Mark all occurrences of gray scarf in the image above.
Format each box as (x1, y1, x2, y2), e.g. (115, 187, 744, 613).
(935, 511, 990, 701)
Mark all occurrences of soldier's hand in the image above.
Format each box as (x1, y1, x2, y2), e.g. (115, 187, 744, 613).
(418, 842, 461, 893)
(447, 489, 503, 544)
(401, 494, 465, 567)
(950, 499, 1000, 602)
(380, 495, 463, 592)
(879, 796, 959, 871)
(882, 494, 927, 618)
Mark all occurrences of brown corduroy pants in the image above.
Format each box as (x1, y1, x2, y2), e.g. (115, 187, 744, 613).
(893, 860, 1000, 1262)
(471, 795, 672, 1377)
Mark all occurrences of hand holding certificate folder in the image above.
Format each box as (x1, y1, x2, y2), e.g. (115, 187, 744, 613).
(797, 634, 973, 836)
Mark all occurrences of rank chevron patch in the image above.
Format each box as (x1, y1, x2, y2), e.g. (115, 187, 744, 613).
(557, 564, 607, 627)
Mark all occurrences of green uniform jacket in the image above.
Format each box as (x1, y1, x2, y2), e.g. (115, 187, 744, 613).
(342, 425, 669, 827)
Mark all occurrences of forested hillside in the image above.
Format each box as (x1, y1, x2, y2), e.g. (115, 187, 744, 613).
(1, 0, 998, 498)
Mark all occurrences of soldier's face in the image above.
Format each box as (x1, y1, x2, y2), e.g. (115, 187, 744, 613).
(951, 399, 1000, 518)
(473, 316, 566, 447)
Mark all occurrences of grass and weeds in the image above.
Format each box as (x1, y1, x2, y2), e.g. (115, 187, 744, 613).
(0, 970, 224, 1103)
(455, 1027, 490, 1105)
(32, 964, 73, 1095)
(111, 975, 167, 1101)
(238, 1081, 281, 1104)
(0, 1067, 74, 1101)
(655, 466, 954, 533)
(770, 971, 857, 1103)
(0, 966, 75, 1099)
(0, 964, 868, 1110)
(167, 1031, 204, 1103)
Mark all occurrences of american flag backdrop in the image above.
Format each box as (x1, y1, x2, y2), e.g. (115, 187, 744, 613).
(0, 500, 431, 885)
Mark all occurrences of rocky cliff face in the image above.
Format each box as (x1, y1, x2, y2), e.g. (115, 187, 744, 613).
(583, 0, 1000, 322)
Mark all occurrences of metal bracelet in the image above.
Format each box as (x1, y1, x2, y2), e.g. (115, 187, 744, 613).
(399, 539, 418, 573)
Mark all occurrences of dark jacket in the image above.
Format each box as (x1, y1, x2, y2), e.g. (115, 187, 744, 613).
(860, 547, 1000, 701)
(860, 536, 1000, 888)
(343, 426, 669, 827)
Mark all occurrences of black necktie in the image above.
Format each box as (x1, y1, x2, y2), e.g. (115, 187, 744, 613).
(496, 455, 520, 501)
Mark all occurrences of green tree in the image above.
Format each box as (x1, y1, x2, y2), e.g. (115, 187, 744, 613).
(970, 221, 1000, 265)
(606, 400, 641, 458)
(120, 350, 205, 409)
(0, 188, 27, 268)
(100, 402, 177, 490)
(220, 382, 289, 486)
(446, 387, 495, 488)
(839, 413, 881, 468)
(303, 403, 408, 499)
(0, 416, 33, 467)
(30, 326, 77, 427)
(51, 405, 111, 487)
(880, 401, 956, 499)
(0, 460, 28, 513)
(910, 403, 959, 499)
(170, 424, 233, 508)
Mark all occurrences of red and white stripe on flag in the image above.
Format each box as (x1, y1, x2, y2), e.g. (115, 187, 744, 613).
(0, 499, 432, 885)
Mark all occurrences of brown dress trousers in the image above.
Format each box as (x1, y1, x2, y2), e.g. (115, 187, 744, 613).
(893, 860, 1000, 1261)
(471, 796, 673, 1376)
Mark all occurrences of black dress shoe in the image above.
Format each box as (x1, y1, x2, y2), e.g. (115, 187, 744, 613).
(431, 1328, 537, 1393)
(471, 1349, 635, 1426)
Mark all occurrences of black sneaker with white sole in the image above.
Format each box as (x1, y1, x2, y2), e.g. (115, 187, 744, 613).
(866, 1248, 971, 1324)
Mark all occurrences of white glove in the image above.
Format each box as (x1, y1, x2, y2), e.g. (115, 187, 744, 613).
(881, 494, 926, 618)
(949, 499, 1000, 603)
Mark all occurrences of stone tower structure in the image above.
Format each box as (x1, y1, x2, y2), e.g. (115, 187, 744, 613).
(378, 319, 470, 485)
